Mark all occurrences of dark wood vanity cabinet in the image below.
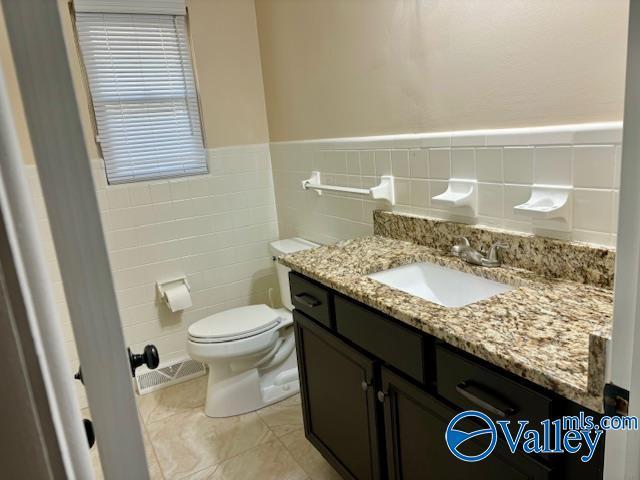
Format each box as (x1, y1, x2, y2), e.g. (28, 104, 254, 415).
(380, 367, 552, 480)
(294, 310, 383, 480)
(334, 296, 427, 384)
(290, 272, 334, 328)
(290, 272, 603, 480)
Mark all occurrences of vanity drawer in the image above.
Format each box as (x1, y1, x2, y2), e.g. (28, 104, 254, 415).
(436, 345, 553, 425)
(335, 295, 425, 383)
(289, 273, 333, 328)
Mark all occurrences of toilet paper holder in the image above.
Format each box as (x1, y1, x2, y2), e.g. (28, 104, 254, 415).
(156, 276, 192, 310)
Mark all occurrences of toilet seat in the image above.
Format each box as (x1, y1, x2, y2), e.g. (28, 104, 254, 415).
(186, 237, 315, 417)
(188, 305, 282, 344)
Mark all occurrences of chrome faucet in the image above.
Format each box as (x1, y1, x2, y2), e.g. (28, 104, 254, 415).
(450, 237, 508, 267)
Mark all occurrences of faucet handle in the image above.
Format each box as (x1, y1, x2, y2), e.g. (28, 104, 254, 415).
(451, 236, 470, 256)
(487, 242, 508, 262)
(454, 236, 470, 247)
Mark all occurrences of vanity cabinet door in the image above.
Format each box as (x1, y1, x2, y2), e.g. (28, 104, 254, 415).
(294, 310, 383, 480)
(380, 367, 553, 480)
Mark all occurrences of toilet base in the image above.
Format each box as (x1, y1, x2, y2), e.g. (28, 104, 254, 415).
(203, 344, 300, 418)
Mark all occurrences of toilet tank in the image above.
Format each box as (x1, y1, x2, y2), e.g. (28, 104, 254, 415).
(270, 238, 319, 311)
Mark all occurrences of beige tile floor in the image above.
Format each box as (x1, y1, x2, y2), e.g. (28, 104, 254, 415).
(84, 377, 341, 480)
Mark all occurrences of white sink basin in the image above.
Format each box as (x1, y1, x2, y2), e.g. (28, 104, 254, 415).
(368, 262, 514, 308)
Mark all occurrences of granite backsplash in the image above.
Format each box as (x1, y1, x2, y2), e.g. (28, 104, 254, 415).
(373, 210, 616, 289)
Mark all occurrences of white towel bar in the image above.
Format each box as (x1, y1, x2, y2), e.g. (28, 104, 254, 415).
(302, 171, 395, 204)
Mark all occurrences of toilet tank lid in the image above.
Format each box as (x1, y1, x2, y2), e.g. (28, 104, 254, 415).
(188, 305, 281, 340)
(269, 237, 318, 256)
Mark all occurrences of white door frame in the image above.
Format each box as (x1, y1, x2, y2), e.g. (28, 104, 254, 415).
(606, 0, 640, 478)
(0, 55, 91, 480)
(1, 0, 148, 478)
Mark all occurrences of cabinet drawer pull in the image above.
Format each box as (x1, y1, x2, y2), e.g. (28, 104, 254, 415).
(455, 381, 516, 418)
(294, 293, 321, 308)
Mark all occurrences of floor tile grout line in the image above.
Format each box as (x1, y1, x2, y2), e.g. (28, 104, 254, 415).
(273, 433, 310, 477)
(138, 391, 208, 428)
(140, 419, 166, 480)
(174, 462, 220, 480)
(253, 410, 312, 479)
(135, 380, 310, 479)
(138, 407, 165, 478)
(162, 411, 279, 480)
(137, 395, 202, 480)
(175, 434, 288, 480)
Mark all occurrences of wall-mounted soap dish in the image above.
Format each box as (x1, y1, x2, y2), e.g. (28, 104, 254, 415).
(431, 179, 477, 215)
(513, 185, 571, 222)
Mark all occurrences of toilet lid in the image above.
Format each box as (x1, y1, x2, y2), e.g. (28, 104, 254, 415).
(188, 305, 281, 342)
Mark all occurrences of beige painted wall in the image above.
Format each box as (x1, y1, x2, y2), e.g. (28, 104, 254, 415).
(189, 0, 270, 147)
(255, 0, 630, 142)
(0, 0, 270, 164)
(3, 1, 631, 155)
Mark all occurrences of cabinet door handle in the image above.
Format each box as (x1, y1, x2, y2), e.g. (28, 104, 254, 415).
(455, 381, 516, 418)
(377, 391, 387, 403)
(293, 293, 321, 308)
(361, 380, 370, 391)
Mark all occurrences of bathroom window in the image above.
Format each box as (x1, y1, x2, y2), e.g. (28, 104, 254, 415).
(74, 3, 207, 184)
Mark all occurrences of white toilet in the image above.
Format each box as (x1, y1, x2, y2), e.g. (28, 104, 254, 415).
(187, 237, 318, 417)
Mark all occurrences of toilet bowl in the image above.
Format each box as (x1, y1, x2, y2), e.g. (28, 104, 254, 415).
(187, 237, 317, 417)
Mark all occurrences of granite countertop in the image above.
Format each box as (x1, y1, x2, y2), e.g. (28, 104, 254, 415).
(280, 235, 614, 412)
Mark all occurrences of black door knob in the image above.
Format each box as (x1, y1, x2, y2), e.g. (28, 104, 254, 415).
(83, 418, 95, 448)
(74, 366, 84, 385)
(127, 345, 160, 376)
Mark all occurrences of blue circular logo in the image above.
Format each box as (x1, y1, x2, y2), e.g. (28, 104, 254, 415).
(445, 410, 497, 462)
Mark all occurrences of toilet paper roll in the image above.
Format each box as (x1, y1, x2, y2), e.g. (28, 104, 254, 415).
(163, 283, 192, 312)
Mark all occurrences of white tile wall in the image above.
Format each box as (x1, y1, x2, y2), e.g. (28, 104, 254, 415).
(26, 123, 623, 409)
(270, 123, 622, 247)
(534, 146, 573, 185)
(26, 144, 279, 407)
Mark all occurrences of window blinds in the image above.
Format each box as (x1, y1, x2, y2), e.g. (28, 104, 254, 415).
(75, 12, 207, 184)
(74, 0, 186, 15)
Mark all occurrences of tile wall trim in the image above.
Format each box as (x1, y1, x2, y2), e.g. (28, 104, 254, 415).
(270, 121, 623, 149)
